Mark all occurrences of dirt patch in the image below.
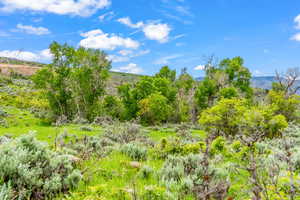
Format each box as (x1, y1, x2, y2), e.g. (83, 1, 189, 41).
(0, 64, 40, 76)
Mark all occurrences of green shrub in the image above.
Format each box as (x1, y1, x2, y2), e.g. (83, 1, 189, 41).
(121, 143, 147, 161)
(154, 138, 201, 159)
(0, 134, 82, 199)
(138, 93, 171, 125)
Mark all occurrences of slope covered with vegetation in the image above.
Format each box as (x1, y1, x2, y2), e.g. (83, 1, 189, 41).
(1, 42, 300, 200)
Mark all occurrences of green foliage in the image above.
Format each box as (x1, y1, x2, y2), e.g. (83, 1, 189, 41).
(102, 95, 125, 119)
(140, 185, 167, 200)
(211, 136, 226, 154)
(121, 143, 147, 161)
(155, 65, 176, 82)
(0, 183, 13, 200)
(33, 42, 111, 121)
(199, 98, 247, 136)
(219, 56, 252, 96)
(195, 78, 218, 110)
(160, 154, 229, 199)
(118, 75, 177, 121)
(176, 70, 195, 93)
(199, 98, 288, 138)
(138, 165, 153, 179)
(138, 93, 172, 125)
(195, 57, 253, 111)
(267, 90, 300, 122)
(153, 137, 202, 159)
(0, 134, 81, 199)
(219, 87, 238, 99)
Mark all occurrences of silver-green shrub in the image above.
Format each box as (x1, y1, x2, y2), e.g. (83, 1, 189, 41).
(0, 134, 82, 199)
(121, 143, 147, 161)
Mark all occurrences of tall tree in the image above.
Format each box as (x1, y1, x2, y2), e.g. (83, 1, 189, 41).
(33, 42, 111, 121)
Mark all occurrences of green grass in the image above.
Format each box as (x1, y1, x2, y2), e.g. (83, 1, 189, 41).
(0, 106, 101, 143)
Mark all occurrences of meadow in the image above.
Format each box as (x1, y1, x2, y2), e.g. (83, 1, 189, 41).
(1, 43, 300, 200)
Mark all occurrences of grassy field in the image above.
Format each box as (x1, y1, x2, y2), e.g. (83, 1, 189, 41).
(1, 68, 296, 199)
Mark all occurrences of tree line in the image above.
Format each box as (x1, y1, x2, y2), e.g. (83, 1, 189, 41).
(33, 42, 300, 126)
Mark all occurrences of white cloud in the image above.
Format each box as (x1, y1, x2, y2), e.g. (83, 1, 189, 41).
(0, 0, 111, 17)
(143, 23, 171, 43)
(154, 54, 182, 65)
(118, 49, 133, 56)
(39, 49, 53, 60)
(134, 49, 150, 57)
(15, 24, 50, 35)
(175, 6, 193, 17)
(294, 14, 300, 30)
(99, 11, 114, 22)
(108, 54, 130, 63)
(108, 49, 150, 63)
(0, 50, 39, 61)
(79, 29, 140, 50)
(291, 33, 300, 41)
(112, 63, 143, 74)
(117, 17, 171, 43)
(194, 64, 205, 70)
(0, 49, 52, 62)
(117, 17, 144, 28)
(173, 34, 185, 40)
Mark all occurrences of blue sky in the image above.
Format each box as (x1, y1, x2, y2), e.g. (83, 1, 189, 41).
(0, 0, 300, 77)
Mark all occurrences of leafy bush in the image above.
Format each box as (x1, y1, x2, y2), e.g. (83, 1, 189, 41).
(121, 143, 147, 161)
(0, 134, 82, 199)
(153, 138, 202, 159)
(138, 93, 172, 125)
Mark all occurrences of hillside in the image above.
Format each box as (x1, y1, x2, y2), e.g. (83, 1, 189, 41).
(0, 57, 142, 94)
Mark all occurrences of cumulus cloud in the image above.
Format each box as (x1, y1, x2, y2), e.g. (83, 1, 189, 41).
(112, 63, 143, 74)
(291, 14, 300, 42)
(143, 23, 171, 43)
(79, 29, 140, 50)
(0, 49, 52, 62)
(39, 49, 53, 60)
(294, 14, 300, 30)
(0, 0, 111, 17)
(117, 17, 171, 43)
(15, 24, 50, 35)
(291, 33, 300, 41)
(194, 64, 205, 70)
(154, 54, 182, 65)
